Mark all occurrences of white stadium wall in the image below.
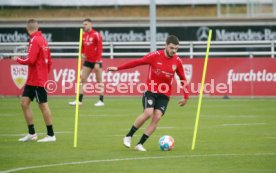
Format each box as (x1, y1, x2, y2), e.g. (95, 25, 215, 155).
(0, 0, 273, 6)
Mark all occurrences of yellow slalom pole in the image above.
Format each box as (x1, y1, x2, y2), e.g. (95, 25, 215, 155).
(191, 30, 212, 150)
(74, 28, 83, 148)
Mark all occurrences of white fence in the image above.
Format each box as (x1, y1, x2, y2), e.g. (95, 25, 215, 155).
(0, 40, 275, 59)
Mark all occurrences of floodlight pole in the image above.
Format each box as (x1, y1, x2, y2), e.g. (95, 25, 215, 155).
(150, 0, 156, 52)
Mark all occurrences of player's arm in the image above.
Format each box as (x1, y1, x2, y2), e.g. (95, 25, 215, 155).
(16, 39, 39, 65)
(107, 52, 154, 71)
(176, 58, 189, 107)
(81, 34, 86, 59)
(95, 33, 103, 61)
(47, 49, 52, 73)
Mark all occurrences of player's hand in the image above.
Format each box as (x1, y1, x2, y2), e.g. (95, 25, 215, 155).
(81, 54, 86, 59)
(178, 99, 187, 107)
(106, 67, 118, 71)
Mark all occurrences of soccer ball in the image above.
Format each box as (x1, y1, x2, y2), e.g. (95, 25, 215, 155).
(159, 135, 175, 151)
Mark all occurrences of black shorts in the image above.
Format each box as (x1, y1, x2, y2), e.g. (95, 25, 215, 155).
(22, 85, 47, 104)
(83, 61, 102, 69)
(142, 91, 170, 115)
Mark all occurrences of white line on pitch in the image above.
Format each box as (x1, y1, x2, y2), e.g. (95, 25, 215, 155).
(0, 114, 18, 117)
(204, 114, 259, 118)
(120, 126, 175, 131)
(1, 153, 276, 173)
(219, 123, 266, 126)
(0, 131, 72, 137)
(107, 135, 124, 137)
(265, 137, 276, 139)
(80, 114, 131, 117)
(157, 126, 175, 129)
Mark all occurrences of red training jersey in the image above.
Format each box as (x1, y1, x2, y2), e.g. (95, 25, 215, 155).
(117, 50, 189, 99)
(81, 29, 103, 63)
(17, 31, 52, 87)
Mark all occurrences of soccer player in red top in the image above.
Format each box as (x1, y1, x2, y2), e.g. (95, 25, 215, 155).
(15, 19, 56, 142)
(107, 35, 189, 151)
(69, 18, 104, 107)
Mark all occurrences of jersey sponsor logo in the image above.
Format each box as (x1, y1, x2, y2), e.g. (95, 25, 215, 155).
(85, 37, 93, 45)
(175, 64, 193, 87)
(161, 71, 174, 78)
(157, 62, 162, 65)
(10, 65, 28, 89)
(154, 69, 161, 75)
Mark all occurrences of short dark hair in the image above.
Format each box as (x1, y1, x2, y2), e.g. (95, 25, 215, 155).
(26, 19, 38, 31)
(27, 19, 37, 24)
(166, 35, 179, 45)
(83, 18, 93, 23)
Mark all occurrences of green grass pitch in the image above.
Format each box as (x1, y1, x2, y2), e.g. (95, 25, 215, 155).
(0, 97, 276, 173)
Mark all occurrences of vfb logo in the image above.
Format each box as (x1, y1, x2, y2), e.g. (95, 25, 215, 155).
(175, 64, 193, 86)
(11, 65, 28, 89)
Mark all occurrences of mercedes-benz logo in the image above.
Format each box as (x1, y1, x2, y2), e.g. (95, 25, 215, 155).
(196, 26, 210, 41)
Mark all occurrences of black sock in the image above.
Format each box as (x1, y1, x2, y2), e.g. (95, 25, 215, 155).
(46, 125, 54, 137)
(138, 134, 149, 145)
(28, 124, 35, 135)
(79, 94, 83, 102)
(126, 125, 138, 137)
(99, 95, 104, 102)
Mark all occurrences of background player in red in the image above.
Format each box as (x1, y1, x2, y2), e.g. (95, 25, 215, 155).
(107, 35, 189, 151)
(69, 18, 104, 106)
(15, 19, 56, 142)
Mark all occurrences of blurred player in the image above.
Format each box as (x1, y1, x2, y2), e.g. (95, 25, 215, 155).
(69, 18, 104, 107)
(15, 19, 56, 142)
(107, 35, 189, 151)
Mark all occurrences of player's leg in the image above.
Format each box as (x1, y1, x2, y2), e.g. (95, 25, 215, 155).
(79, 66, 93, 101)
(18, 85, 38, 142)
(144, 109, 163, 136)
(133, 108, 154, 128)
(69, 61, 92, 105)
(37, 103, 56, 142)
(35, 87, 56, 142)
(39, 103, 52, 125)
(135, 109, 163, 151)
(146, 95, 169, 136)
(21, 97, 34, 126)
(94, 62, 104, 106)
(127, 107, 154, 137)
(123, 91, 155, 148)
(125, 91, 155, 137)
(123, 108, 154, 148)
(135, 94, 169, 151)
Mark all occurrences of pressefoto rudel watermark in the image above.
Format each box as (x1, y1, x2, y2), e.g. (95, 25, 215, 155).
(44, 79, 232, 94)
